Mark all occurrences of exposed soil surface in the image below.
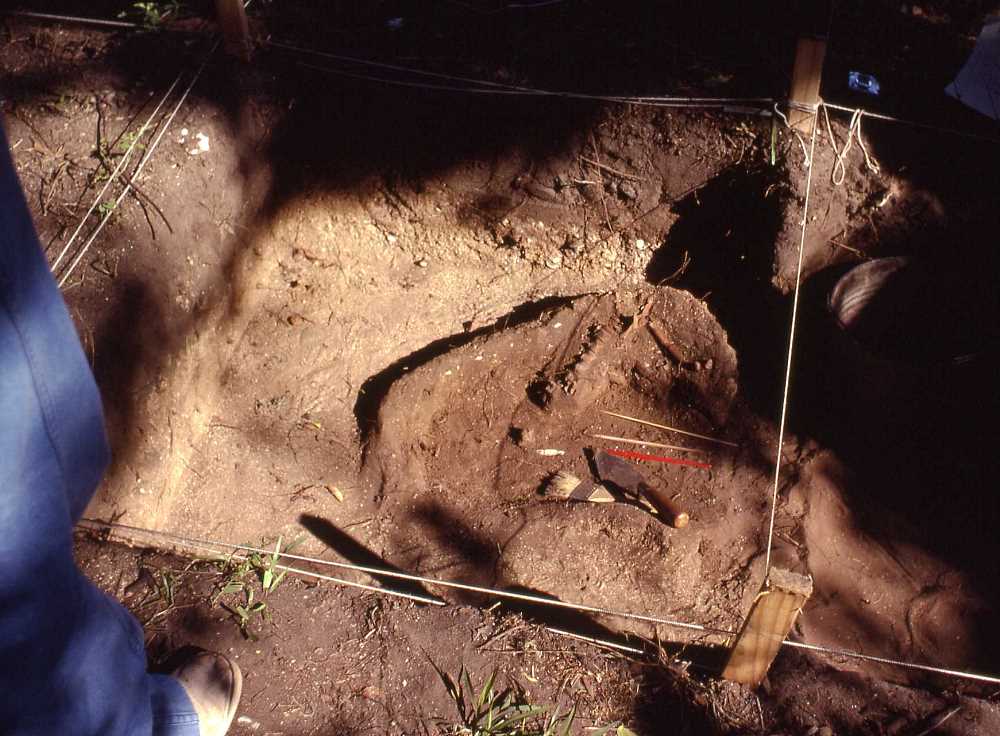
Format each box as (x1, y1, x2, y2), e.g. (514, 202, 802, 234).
(6, 1, 1000, 733)
(77, 534, 1000, 736)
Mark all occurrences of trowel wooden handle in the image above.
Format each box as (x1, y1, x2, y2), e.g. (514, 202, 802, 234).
(637, 482, 689, 528)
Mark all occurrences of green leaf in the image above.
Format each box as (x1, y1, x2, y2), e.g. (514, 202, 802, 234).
(460, 667, 474, 715)
(270, 570, 288, 591)
(477, 670, 496, 709)
(430, 659, 461, 707)
(560, 706, 576, 736)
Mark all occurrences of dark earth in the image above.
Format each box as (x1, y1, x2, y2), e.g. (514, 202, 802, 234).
(5, 0, 1000, 733)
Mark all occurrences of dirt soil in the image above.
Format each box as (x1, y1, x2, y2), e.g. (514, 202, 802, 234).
(76, 534, 1000, 736)
(6, 1, 1000, 734)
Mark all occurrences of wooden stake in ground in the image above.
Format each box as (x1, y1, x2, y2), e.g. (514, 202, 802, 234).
(215, 0, 251, 61)
(721, 568, 813, 685)
(788, 36, 826, 134)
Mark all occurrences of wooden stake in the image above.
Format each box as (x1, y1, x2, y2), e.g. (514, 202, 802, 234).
(788, 36, 826, 134)
(721, 568, 813, 685)
(215, 0, 251, 61)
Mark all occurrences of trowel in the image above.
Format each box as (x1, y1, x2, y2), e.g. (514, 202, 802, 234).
(594, 450, 690, 528)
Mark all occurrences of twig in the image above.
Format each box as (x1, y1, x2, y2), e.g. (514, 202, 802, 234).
(647, 321, 687, 364)
(590, 433, 705, 455)
(57, 40, 221, 288)
(912, 705, 961, 736)
(93, 136, 174, 236)
(829, 237, 865, 259)
(600, 409, 738, 448)
(41, 160, 68, 215)
(589, 133, 614, 234)
(118, 168, 174, 234)
(654, 250, 691, 285)
(51, 72, 182, 274)
(580, 155, 644, 182)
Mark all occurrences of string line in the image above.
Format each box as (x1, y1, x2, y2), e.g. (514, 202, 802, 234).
(20, 0, 1000, 692)
(79, 518, 1000, 686)
(56, 40, 220, 288)
(79, 518, 725, 635)
(3, 10, 139, 29)
(270, 39, 775, 110)
(821, 104, 879, 185)
(761, 115, 819, 579)
(822, 101, 1000, 145)
(7, 10, 1000, 144)
(50, 75, 182, 273)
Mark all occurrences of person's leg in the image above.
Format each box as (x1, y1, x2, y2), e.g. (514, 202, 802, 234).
(150, 675, 201, 736)
(0, 121, 209, 735)
(0, 119, 162, 735)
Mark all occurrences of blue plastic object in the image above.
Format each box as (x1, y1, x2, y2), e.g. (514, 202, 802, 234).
(848, 71, 881, 96)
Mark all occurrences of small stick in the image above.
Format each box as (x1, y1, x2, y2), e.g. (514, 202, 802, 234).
(912, 706, 961, 736)
(607, 448, 711, 471)
(600, 410, 738, 448)
(589, 133, 614, 234)
(590, 433, 705, 455)
(580, 155, 645, 182)
(647, 321, 687, 364)
(828, 237, 865, 259)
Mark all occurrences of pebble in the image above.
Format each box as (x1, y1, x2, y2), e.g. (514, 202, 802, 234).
(416, 258, 428, 268)
(635, 238, 646, 251)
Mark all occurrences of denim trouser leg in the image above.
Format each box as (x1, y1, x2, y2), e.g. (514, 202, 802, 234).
(150, 675, 201, 736)
(1, 122, 199, 735)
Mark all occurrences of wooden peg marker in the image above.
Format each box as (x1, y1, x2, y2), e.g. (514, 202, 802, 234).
(788, 36, 827, 134)
(721, 568, 813, 685)
(215, 0, 252, 61)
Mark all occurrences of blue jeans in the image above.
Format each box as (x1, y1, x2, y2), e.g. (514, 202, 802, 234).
(0, 122, 200, 735)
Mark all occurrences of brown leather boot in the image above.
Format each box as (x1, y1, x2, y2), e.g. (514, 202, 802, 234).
(170, 649, 243, 736)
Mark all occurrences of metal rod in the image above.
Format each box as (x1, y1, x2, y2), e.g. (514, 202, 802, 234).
(78, 518, 1000, 686)
(600, 410, 738, 448)
(53, 0, 257, 285)
(4, 10, 139, 29)
(782, 640, 1000, 686)
(58, 40, 220, 288)
(545, 626, 646, 655)
(79, 518, 728, 636)
(590, 433, 704, 454)
(179, 536, 445, 606)
(50, 75, 182, 273)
